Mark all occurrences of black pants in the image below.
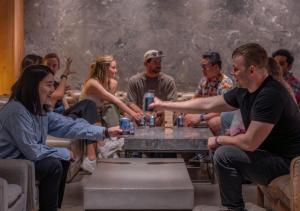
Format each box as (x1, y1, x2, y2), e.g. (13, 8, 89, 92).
(214, 145, 290, 211)
(35, 157, 70, 211)
(63, 99, 97, 124)
(38, 99, 97, 210)
(64, 99, 98, 146)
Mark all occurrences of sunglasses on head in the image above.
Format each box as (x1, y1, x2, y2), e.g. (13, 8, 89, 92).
(150, 51, 163, 57)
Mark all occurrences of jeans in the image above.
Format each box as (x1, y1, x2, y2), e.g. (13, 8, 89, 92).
(220, 111, 235, 135)
(63, 99, 98, 145)
(35, 157, 70, 211)
(214, 145, 290, 211)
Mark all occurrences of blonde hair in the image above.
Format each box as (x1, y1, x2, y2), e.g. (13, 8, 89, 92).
(86, 55, 115, 91)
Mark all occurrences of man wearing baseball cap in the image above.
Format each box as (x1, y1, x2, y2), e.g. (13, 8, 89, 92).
(127, 49, 177, 122)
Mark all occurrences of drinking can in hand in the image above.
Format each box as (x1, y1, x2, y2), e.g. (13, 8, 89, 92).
(119, 117, 130, 134)
(143, 91, 154, 112)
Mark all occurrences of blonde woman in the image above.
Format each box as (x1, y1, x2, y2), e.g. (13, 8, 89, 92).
(80, 56, 142, 173)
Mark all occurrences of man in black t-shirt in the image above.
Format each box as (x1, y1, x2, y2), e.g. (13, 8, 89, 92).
(150, 43, 300, 211)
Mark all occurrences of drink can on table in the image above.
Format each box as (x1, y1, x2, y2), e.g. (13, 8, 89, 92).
(176, 114, 184, 127)
(129, 122, 135, 135)
(140, 116, 146, 127)
(149, 115, 155, 127)
(119, 117, 130, 134)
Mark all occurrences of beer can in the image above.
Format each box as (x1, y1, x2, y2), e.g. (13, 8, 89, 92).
(129, 122, 135, 135)
(140, 116, 146, 127)
(176, 114, 184, 127)
(119, 117, 130, 134)
(143, 92, 154, 112)
(149, 115, 155, 127)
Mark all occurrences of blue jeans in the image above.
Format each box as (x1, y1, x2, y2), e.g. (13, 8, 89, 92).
(220, 111, 235, 135)
(214, 145, 290, 210)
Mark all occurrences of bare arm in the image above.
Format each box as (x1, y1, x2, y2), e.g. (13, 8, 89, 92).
(128, 102, 144, 114)
(110, 79, 118, 94)
(208, 121, 274, 151)
(86, 79, 142, 120)
(150, 95, 234, 114)
(49, 58, 74, 108)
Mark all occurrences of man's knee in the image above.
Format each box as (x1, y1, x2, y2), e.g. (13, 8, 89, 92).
(213, 145, 243, 165)
(207, 116, 221, 135)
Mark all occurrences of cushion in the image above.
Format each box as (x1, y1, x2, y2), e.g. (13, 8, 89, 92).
(265, 175, 290, 208)
(46, 136, 72, 148)
(8, 184, 22, 207)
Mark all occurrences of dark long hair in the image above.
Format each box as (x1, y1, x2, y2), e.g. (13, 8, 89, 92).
(10, 65, 54, 115)
(21, 54, 43, 70)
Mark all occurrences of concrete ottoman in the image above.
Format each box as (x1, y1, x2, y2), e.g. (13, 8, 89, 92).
(84, 158, 194, 210)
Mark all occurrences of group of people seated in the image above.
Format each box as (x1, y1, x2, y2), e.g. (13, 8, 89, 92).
(0, 43, 300, 211)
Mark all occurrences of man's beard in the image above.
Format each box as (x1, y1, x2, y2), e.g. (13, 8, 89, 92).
(152, 67, 161, 73)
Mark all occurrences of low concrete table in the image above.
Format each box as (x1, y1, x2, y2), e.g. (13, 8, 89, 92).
(84, 158, 194, 210)
(123, 127, 214, 183)
(123, 127, 211, 153)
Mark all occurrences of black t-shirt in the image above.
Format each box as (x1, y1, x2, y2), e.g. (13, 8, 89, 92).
(224, 76, 300, 159)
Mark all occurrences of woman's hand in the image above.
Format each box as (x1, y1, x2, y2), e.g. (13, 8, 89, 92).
(62, 57, 76, 76)
(130, 111, 144, 121)
(108, 126, 123, 137)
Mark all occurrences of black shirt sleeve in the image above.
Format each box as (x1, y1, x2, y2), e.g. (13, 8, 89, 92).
(251, 87, 284, 124)
(223, 87, 241, 109)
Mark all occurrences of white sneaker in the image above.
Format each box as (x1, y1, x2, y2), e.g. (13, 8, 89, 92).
(112, 152, 119, 158)
(98, 139, 121, 158)
(81, 157, 96, 174)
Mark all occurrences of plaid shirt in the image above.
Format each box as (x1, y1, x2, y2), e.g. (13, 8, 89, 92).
(195, 73, 233, 97)
(284, 71, 300, 104)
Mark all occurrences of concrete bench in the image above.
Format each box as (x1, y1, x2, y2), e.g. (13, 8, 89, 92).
(84, 158, 194, 210)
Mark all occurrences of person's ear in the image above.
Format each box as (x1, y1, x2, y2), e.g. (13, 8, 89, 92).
(249, 65, 255, 74)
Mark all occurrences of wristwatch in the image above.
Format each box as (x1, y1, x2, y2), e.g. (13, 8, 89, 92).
(215, 136, 222, 147)
(200, 114, 205, 122)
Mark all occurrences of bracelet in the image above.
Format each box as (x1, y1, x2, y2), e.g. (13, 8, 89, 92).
(200, 114, 205, 122)
(215, 136, 222, 147)
(60, 74, 68, 80)
(104, 128, 110, 139)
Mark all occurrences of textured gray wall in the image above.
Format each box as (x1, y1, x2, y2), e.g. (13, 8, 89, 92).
(24, 0, 300, 91)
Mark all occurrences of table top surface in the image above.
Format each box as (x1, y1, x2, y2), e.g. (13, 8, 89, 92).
(123, 127, 212, 141)
(123, 127, 213, 151)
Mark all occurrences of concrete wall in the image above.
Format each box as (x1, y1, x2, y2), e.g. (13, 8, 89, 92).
(24, 0, 300, 91)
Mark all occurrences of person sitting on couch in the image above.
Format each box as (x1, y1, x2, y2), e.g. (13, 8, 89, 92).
(0, 64, 122, 211)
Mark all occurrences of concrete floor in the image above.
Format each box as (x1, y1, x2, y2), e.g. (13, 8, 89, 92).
(60, 170, 259, 211)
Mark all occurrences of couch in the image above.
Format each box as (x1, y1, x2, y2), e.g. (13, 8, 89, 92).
(0, 159, 37, 211)
(257, 156, 300, 211)
(46, 136, 84, 182)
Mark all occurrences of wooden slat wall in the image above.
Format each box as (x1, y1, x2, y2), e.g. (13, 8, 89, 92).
(0, 0, 24, 95)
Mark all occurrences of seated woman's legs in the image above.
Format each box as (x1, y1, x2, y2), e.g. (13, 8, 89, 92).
(82, 103, 122, 173)
(35, 157, 70, 211)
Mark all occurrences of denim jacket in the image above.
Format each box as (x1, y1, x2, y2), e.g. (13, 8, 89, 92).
(0, 100, 105, 161)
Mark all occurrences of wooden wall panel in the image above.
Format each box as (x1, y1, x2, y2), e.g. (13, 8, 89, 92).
(0, 0, 23, 95)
